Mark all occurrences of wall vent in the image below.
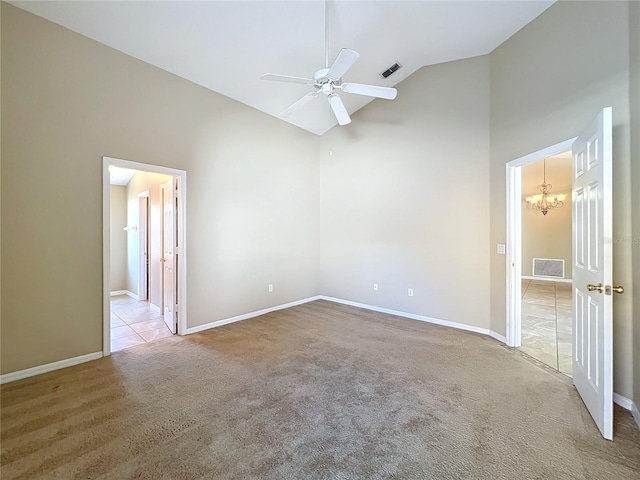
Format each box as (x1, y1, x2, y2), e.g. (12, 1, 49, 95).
(532, 258, 565, 278)
(380, 62, 402, 78)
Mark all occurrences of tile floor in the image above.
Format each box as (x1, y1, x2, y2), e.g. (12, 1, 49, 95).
(520, 279, 572, 376)
(110, 295, 173, 352)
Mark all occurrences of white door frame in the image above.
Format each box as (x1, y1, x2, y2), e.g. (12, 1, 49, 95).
(505, 138, 576, 347)
(138, 191, 150, 302)
(102, 156, 188, 356)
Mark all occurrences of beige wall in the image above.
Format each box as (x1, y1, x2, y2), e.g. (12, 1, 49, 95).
(124, 172, 171, 307)
(630, 0, 640, 411)
(490, 1, 634, 398)
(2, 1, 638, 408)
(521, 157, 572, 279)
(319, 56, 491, 329)
(1, 4, 320, 374)
(109, 185, 127, 291)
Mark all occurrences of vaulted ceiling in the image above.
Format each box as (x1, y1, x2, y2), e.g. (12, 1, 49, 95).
(12, 1, 555, 135)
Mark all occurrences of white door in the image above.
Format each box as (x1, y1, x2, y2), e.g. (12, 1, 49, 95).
(161, 179, 177, 334)
(138, 194, 149, 301)
(572, 107, 613, 439)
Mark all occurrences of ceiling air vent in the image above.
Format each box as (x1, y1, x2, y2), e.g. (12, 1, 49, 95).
(380, 62, 402, 79)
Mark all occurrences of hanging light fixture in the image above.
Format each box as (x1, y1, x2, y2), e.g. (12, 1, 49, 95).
(525, 159, 567, 215)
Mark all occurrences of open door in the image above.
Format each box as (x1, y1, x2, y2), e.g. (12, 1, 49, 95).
(138, 193, 150, 301)
(572, 107, 614, 439)
(161, 178, 178, 334)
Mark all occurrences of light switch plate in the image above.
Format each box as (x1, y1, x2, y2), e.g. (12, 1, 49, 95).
(497, 244, 506, 255)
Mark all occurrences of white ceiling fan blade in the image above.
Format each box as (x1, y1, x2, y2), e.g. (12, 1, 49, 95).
(328, 94, 351, 125)
(261, 74, 316, 85)
(327, 48, 359, 80)
(279, 91, 320, 119)
(341, 83, 398, 100)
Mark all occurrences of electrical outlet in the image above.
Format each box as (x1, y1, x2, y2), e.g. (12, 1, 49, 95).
(268, 284, 273, 292)
(373, 283, 379, 291)
(408, 288, 414, 297)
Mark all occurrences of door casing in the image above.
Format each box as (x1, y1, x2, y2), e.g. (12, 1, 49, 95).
(505, 138, 576, 348)
(102, 156, 187, 356)
(138, 191, 150, 302)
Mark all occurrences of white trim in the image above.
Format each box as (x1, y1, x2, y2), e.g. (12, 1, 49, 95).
(521, 275, 572, 284)
(150, 303, 161, 314)
(125, 290, 139, 300)
(488, 331, 507, 344)
(612, 394, 640, 431)
(506, 138, 576, 348)
(612, 393, 633, 411)
(110, 290, 139, 299)
(183, 294, 509, 343)
(0, 352, 103, 385)
(124, 290, 140, 300)
(506, 163, 522, 347)
(632, 402, 640, 430)
(319, 296, 504, 342)
(506, 139, 577, 168)
(103, 157, 188, 357)
(103, 161, 111, 356)
(611, 394, 640, 430)
(184, 296, 322, 335)
(183, 293, 509, 341)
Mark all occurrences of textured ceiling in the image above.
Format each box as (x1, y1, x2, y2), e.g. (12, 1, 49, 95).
(12, 0, 555, 135)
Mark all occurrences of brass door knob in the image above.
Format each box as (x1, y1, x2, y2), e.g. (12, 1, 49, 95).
(611, 285, 624, 294)
(587, 283, 604, 293)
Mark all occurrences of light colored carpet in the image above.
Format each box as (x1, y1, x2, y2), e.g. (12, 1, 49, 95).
(2, 300, 639, 479)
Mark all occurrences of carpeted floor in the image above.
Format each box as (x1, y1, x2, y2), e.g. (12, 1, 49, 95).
(2, 300, 639, 479)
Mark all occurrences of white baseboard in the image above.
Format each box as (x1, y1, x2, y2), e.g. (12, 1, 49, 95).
(613, 393, 633, 411)
(319, 296, 504, 343)
(522, 276, 572, 284)
(612, 394, 640, 430)
(488, 331, 507, 344)
(184, 296, 322, 335)
(631, 401, 640, 430)
(0, 352, 103, 385)
(184, 295, 507, 343)
(110, 290, 139, 300)
(150, 303, 161, 314)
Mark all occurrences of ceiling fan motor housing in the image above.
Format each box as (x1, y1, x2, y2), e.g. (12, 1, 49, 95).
(313, 68, 331, 83)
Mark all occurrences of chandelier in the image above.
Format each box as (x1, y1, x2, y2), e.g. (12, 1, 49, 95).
(524, 159, 567, 216)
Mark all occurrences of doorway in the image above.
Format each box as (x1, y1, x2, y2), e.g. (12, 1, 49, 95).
(505, 138, 576, 357)
(519, 153, 573, 375)
(102, 157, 187, 356)
(506, 109, 615, 440)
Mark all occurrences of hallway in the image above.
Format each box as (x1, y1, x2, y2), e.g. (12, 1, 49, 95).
(110, 295, 173, 352)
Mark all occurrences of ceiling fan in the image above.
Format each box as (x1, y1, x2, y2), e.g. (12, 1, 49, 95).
(260, 2, 397, 126)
